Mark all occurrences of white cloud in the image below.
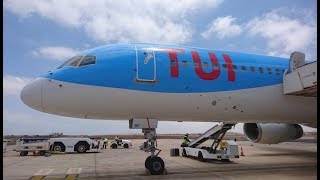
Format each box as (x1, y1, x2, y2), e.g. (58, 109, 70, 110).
(3, 75, 34, 96)
(201, 16, 242, 39)
(4, 0, 223, 44)
(246, 10, 317, 59)
(32, 47, 79, 61)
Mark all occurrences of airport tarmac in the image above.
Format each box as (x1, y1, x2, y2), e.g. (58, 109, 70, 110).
(3, 139, 317, 180)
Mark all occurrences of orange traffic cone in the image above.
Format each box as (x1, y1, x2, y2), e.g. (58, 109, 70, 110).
(240, 147, 245, 156)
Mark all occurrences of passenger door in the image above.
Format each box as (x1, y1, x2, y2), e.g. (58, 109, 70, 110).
(135, 45, 156, 82)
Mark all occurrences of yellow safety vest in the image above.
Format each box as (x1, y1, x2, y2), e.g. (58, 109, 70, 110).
(182, 136, 189, 144)
(219, 141, 226, 149)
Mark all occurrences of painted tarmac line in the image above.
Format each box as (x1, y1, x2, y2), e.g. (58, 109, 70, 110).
(29, 176, 45, 180)
(65, 168, 82, 180)
(66, 168, 82, 175)
(65, 174, 79, 180)
(29, 169, 54, 180)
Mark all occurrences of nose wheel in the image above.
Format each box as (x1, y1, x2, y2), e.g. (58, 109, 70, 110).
(145, 156, 165, 175)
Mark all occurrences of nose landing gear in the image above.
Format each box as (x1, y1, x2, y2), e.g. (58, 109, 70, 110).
(129, 118, 167, 175)
(140, 128, 166, 175)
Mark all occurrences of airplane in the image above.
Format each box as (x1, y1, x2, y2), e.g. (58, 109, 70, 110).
(20, 43, 317, 175)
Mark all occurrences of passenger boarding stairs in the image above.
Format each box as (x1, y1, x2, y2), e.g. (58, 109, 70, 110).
(188, 123, 235, 153)
(283, 52, 317, 97)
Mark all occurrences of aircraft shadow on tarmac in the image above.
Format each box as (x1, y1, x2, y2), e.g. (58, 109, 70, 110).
(183, 156, 238, 164)
(246, 147, 316, 158)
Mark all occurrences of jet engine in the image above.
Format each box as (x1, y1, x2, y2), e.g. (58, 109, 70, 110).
(243, 123, 303, 144)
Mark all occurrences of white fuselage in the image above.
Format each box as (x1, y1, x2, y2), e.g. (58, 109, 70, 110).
(36, 78, 316, 125)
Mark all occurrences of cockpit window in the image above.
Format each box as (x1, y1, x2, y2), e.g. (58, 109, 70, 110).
(69, 56, 83, 67)
(57, 56, 83, 69)
(57, 58, 74, 69)
(79, 56, 96, 67)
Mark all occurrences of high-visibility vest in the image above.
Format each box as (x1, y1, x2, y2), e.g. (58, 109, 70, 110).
(104, 138, 108, 142)
(219, 141, 225, 149)
(182, 136, 189, 144)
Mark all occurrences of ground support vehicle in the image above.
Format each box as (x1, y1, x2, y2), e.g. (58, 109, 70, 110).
(15, 138, 50, 156)
(3, 139, 9, 153)
(181, 123, 239, 161)
(182, 140, 239, 161)
(48, 137, 102, 153)
(109, 140, 132, 149)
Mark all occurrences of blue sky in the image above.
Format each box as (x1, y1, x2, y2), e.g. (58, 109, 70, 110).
(3, 0, 317, 135)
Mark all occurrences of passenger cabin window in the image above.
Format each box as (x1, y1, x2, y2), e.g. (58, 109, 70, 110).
(241, 65, 246, 72)
(232, 65, 237, 71)
(170, 60, 176, 67)
(250, 66, 255, 73)
(182, 60, 188, 67)
(259, 67, 264, 74)
(275, 69, 280, 75)
(266, 67, 272, 74)
(222, 64, 227, 70)
(203, 62, 209, 69)
(213, 63, 219, 70)
(79, 56, 96, 67)
(57, 56, 83, 69)
(193, 61, 199, 68)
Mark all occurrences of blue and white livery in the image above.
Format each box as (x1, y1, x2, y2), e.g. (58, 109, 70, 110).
(20, 43, 317, 174)
(21, 43, 316, 124)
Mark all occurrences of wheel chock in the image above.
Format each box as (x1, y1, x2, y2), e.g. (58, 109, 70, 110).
(163, 168, 168, 175)
(144, 169, 151, 176)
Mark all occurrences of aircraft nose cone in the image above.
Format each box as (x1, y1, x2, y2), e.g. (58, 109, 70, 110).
(20, 78, 44, 112)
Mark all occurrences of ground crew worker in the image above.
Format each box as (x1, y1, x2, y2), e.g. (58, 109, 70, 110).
(181, 133, 190, 147)
(219, 140, 226, 150)
(115, 136, 120, 145)
(103, 137, 108, 149)
(116, 136, 122, 145)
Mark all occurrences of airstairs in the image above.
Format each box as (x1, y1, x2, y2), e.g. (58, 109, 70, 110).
(283, 52, 317, 97)
(188, 123, 235, 150)
(182, 123, 238, 161)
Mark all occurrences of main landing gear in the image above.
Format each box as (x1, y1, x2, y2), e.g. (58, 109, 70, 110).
(129, 118, 166, 175)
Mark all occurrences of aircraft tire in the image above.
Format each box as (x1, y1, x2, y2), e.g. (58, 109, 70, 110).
(123, 144, 129, 148)
(146, 156, 165, 175)
(145, 156, 152, 169)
